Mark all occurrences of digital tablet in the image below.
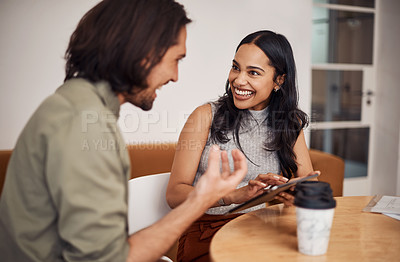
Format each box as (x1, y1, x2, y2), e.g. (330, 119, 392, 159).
(224, 173, 320, 214)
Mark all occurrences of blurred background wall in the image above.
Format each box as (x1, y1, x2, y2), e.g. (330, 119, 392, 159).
(0, 0, 398, 195)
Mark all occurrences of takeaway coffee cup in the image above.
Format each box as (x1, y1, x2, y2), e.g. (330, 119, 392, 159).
(294, 181, 336, 256)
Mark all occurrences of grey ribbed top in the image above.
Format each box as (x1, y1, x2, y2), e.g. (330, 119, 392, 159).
(192, 102, 281, 215)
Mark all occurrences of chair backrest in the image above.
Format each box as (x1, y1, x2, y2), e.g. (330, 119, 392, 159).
(309, 149, 345, 197)
(127, 144, 176, 179)
(128, 172, 172, 235)
(2, 146, 344, 198)
(0, 150, 12, 196)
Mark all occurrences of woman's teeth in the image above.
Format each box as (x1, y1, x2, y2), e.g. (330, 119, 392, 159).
(235, 88, 254, 97)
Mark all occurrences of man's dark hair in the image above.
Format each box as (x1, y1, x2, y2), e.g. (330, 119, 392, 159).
(64, 0, 191, 93)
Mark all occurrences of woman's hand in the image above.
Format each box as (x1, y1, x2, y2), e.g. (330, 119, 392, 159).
(274, 171, 320, 207)
(222, 173, 288, 205)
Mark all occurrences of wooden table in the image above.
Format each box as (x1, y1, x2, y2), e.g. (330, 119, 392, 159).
(210, 196, 400, 262)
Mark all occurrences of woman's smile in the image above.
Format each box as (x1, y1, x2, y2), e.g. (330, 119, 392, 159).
(233, 87, 255, 100)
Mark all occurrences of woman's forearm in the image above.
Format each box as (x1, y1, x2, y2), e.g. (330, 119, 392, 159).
(166, 183, 194, 208)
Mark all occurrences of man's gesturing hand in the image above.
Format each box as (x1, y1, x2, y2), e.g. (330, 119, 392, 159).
(190, 145, 247, 208)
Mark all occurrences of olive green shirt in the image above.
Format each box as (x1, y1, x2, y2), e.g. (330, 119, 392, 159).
(0, 78, 131, 261)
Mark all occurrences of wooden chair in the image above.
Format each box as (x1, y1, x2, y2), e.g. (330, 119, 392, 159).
(309, 149, 345, 197)
(0, 150, 12, 196)
(127, 143, 177, 179)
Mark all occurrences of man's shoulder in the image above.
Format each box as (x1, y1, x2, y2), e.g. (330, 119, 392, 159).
(22, 79, 105, 139)
(55, 78, 105, 111)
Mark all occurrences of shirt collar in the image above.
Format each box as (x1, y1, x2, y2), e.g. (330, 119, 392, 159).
(92, 81, 121, 118)
(249, 106, 269, 124)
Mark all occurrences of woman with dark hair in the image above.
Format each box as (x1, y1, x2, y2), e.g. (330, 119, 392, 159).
(166, 30, 317, 261)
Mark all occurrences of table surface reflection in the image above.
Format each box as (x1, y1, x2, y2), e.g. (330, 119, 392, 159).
(210, 196, 400, 262)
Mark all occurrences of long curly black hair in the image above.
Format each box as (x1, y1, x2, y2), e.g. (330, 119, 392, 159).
(210, 30, 308, 179)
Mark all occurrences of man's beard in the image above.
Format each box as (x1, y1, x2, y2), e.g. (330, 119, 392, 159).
(123, 89, 155, 111)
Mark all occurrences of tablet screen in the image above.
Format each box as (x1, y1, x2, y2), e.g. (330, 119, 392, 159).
(225, 173, 319, 214)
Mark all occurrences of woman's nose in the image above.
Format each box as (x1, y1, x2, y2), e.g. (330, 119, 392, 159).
(234, 72, 247, 86)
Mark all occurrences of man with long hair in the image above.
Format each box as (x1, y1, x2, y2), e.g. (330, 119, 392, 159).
(0, 1, 247, 261)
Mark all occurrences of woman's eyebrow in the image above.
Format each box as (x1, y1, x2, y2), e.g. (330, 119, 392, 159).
(247, 66, 265, 73)
(232, 59, 265, 73)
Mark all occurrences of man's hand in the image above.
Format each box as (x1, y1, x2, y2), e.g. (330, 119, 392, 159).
(189, 145, 247, 208)
(223, 173, 288, 205)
